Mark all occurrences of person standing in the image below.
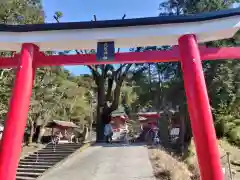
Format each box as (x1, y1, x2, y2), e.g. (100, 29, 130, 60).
(153, 126, 160, 145)
(123, 123, 129, 144)
(104, 123, 113, 143)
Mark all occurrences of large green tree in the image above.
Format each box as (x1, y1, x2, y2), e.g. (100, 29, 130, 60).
(0, 2, 94, 144)
(126, 1, 240, 147)
(0, 0, 43, 24)
(88, 64, 132, 141)
(53, 12, 134, 141)
(30, 67, 93, 143)
(0, 0, 44, 120)
(158, 0, 240, 145)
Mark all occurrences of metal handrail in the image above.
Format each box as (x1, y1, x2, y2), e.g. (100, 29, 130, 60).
(221, 152, 234, 180)
(35, 137, 57, 163)
(35, 150, 39, 163)
(226, 152, 233, 180)
(190, 152, 234, 180)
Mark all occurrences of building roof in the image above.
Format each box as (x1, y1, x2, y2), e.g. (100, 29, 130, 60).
(46, 120, 79, 128)
(111, 107, 127, 117)
(138, 116, 147, 121)
(0, 8, 239, 51)
(0, 8, 239, 32)
(138, 112, 161, 119)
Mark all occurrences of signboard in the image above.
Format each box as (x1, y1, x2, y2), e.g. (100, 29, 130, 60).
(96, 41, 115, 61)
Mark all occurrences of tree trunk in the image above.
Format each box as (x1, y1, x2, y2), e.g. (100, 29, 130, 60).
(84, 127, 89, 142)
(89, 103, 94, 141)
(37, 126, 45, 144)
(148, 64, 152, 92)
(148, 63, 154, 110)
(159, 112, 170, 148)
(28, 120, 35, 145)
(96, 80, 105, 142)
(95, 65, 127, 141)
(96, 105, 104, 142)
(179, 114, 185, 154)
(157, 68, 162, 109)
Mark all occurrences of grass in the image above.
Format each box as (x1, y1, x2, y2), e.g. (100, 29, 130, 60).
(184, 139, 240, 179)
(149, 147, 193, 180)
(182, 140, 200, 178)
(148, 138, 240, 180)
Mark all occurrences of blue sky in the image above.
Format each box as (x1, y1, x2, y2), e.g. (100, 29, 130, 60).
(42, 0, 162, 75)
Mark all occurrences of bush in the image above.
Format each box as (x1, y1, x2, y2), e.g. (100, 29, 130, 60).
(228, 126, 240, 146)
(234, 119, 240, 126)
(215, 115, 234, 138)
(215, 115, 240, 146)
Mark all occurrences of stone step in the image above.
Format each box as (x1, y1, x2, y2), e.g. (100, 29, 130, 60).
(15, 143, 84, 180)
(19, 161, 57, 165)
(45, 144, 81, 147)
(45, 145, 82, 148)
(36, 150, 75, 154)
(20, 158, 60, 163)
(16, 176, 36, 180)
(42, 147, 80, 151)
(18, 164, 51, 169)
(30, 153, 69, 157)
(37, 148, 76, 151)
(16, 172, 42, 178)
(17, 168, 46, 173)
(46, 143, 82, 146)
(24, 156, 64, 160)
(38, 147, 77, 151)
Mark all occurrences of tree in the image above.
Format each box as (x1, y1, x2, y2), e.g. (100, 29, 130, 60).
(0, 69, 15, 120)
(128, 46, 183, 112)
(160, 0, 239, 15)
(88, 64, 132, 141)
(0, 0, 44, 25)
(53, 13, 133, 141)
(0, 1, 95, 145)
(0, 0, 44, 120)
(31, 67, 66, 143)
(0, 2, 136, 145)
(159, 0, 240, 146)
(29, 67, 94, 144)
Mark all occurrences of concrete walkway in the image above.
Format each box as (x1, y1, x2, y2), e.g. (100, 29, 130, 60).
(39, 143, 155, 180)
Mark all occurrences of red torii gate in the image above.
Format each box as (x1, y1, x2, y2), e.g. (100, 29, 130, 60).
(0, 8, 240, 180)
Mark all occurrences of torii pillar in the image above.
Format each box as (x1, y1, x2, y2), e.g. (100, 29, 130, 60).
(178, 34, 224, 180)
(0, 44, 38, 180)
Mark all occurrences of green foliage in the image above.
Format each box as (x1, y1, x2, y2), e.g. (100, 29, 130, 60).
(0, 69, 15, 119)
(158, 0, 240, 146)
(30, 67, 94, 126)
(1, 67, 94, 132)
(228, 126, 240, 146)
(54, 11, 63, 20)
(0, 0, 44, 120)
(0, 0, 239, 146)
(160, 0, 240, 15)
(0, 0, 44, 24)
(0, 1, 94, 139)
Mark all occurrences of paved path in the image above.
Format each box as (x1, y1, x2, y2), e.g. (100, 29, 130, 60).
(39, 143, 155, 180)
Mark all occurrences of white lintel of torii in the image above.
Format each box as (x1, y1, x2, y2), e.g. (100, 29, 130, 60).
(0, 8, 240, 52)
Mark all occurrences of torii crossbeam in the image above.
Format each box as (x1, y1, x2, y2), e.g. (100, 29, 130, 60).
(0, 46, 240, 68)
(0, 7, 240, 180)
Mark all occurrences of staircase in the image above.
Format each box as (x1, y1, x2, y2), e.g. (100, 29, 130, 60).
(16, 143, 83, 180)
